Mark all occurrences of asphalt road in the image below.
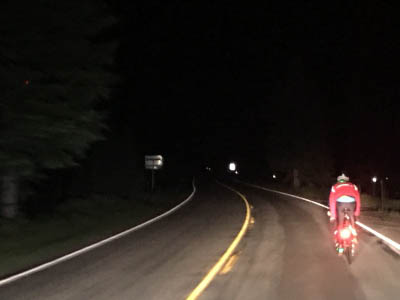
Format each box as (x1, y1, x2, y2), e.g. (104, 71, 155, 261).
(1, 178, 399, 300)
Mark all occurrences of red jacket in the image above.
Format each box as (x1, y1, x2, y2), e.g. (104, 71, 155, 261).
(329, 182, 361, 219)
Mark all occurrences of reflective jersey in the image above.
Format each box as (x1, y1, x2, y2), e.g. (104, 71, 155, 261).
(329, 182, 361, 219)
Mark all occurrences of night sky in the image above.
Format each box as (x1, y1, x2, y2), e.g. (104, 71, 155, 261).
(106, 1, 400, 184)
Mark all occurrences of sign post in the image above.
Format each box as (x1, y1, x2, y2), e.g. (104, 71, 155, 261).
(151, 169, 155, 191)
(145, 155, 163, 192)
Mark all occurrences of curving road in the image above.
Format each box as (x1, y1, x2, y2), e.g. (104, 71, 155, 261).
(0, 178, 399, 299)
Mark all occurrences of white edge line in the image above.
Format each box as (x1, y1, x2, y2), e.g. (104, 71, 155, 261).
(239, 181, 400, 255)
(356, 221, 400, 254)
(0, 178, 197, 287)
(242, 182, 328, 209)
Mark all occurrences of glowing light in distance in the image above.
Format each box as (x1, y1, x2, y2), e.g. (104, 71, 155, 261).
(272, 174, 276, 179)
(229, 162, 236, 172)
(372, 176, 378, 183)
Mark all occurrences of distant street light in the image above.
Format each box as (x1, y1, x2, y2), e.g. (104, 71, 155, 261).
(372, 176, 378, 183)
(272, 174, 277, 179)
(229, 162, 236, 172)
(235, 170, 239, 175)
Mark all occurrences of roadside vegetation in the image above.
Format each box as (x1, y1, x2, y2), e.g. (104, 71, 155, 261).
(0, 1, 197, 280)
(0, 178, 193, 279)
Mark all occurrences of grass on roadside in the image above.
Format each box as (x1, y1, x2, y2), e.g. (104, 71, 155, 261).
(0, 182, 192, 279)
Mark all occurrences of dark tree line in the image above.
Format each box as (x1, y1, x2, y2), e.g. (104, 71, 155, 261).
(0, 1, 117, 218)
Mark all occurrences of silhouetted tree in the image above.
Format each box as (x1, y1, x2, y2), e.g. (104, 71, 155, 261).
(0, 1, 117, 218)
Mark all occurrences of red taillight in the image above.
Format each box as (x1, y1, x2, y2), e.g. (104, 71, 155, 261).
(340, 228, 351, 239)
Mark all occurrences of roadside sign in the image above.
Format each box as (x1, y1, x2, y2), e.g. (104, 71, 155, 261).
(145, 155, 163, 192)
(145, 155, 163, 170)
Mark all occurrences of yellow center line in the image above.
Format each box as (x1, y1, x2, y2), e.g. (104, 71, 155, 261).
(186, 182, 251, 300)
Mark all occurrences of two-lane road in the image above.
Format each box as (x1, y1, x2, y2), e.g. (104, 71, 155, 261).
(1, 179, 399, 299)
(204, 184, 400, 300)
(0, 179, 247, 300)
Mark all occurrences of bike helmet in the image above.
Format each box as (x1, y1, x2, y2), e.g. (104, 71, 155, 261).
(337, 173, 349, 182)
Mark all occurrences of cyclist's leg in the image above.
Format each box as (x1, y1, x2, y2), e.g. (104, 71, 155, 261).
(330, 217, 337, 242)
(348, 202, 356, 228)
(332, 204, 339, 247)
(337, 202, 345, 231)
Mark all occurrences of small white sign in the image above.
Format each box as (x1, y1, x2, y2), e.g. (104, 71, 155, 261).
(145, 155, 163, 170)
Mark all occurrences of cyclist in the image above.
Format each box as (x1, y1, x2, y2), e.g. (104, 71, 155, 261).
(329, 173, 360, 243)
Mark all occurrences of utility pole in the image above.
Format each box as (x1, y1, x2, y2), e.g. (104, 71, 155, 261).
(372, 176, 377, 197)
(380, 179, 384, 210)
